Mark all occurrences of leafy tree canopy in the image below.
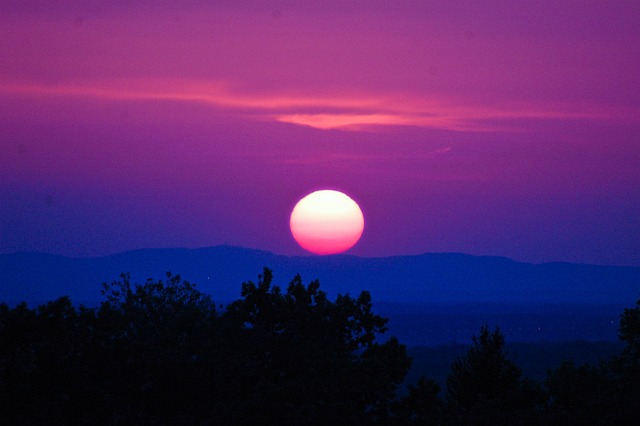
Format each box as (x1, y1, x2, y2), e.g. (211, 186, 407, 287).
(0, 268, 410, 425)
(445, 325, 544, 425)
(3, 270, 640, 425)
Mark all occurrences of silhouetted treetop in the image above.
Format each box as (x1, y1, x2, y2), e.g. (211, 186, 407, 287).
(619, 297, 640, 363)
(445, 325, 544, 425)
(3, 270, 640, 425)
(222, 268, 409, 423)
(0, 268, 411, 424)
(100, 271, 216, 319)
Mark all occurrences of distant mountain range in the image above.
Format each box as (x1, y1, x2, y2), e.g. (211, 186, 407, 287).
(1, 246, 639, 306)
(2, 246, 638, 344)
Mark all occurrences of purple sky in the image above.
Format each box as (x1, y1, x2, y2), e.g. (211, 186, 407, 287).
(1, 1, 639, 265)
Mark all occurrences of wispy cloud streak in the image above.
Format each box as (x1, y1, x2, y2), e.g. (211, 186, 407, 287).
(0, 79, 626, 132)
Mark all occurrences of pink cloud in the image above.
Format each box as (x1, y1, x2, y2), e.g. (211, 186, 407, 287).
(1, 2, 638, 132)
(0, 79, 630, 133)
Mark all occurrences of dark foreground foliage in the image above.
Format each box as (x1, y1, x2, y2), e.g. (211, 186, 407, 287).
(1, 269, 639, 425)
(0, 269, 409, 424)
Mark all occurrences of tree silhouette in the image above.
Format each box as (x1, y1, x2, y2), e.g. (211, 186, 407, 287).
(221, 268, 411, 424)
(445, 325, 544, 425)
(0, 297, 102, 423)
(9, 269, 639, 424)
(544, 297, 640, 424)
(94, 272, 219, 424)
(618, 297, 640, 369)
(545, 361, 617, 424)
(0, 269, 412, 425)
(605, 296, 640, 424)
(389, 376, 443, 425)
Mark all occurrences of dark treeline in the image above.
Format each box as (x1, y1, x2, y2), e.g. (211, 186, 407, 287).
(406, 340, 625, 391)
(0, 268, 639, 425)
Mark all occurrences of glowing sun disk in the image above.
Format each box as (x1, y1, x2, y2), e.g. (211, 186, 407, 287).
(290, 190, 364, 255)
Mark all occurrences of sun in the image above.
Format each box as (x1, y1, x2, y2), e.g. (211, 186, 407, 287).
(290, 190, 364, 255)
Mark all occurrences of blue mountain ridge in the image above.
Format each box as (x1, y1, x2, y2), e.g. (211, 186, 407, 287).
(2, 246, 638, 344)
(1, 245, 638, 306)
